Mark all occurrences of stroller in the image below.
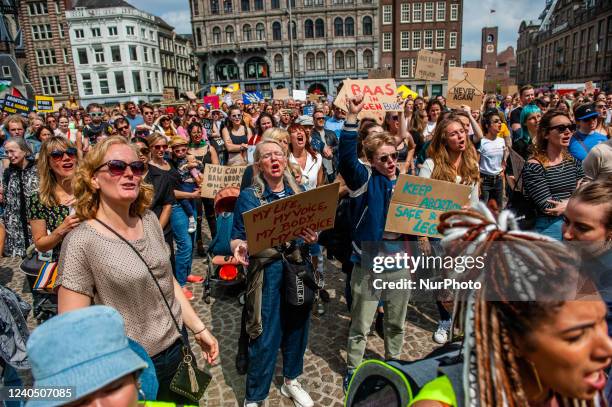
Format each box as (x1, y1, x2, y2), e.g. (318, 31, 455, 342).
(203, 187, 246, 304)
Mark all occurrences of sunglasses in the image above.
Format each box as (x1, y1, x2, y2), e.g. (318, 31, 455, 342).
(117, 126, 129, 131)
(173, 147, 188, 153)
(189, 114, 197, 117)
(153, 144, 168, 150)
(595, 104, 606, 109)
(49, 147, 78, 160)
(378, 152, 398, 163)
(491, 119, 502, 124)
(390, 116, 399, 121)
(95, 160, 146, 177)
(549, 123, 576, 133)
(231, 114, 242, 119)
(138, 147, 150, 155)
(90, 112, 104, 117)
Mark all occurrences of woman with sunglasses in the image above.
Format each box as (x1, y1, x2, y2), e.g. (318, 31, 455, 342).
(523, 109, 584, 240)
(56, 136, 219, 403)
(387, 110, 416, 174)
(222, 106, 252, 166)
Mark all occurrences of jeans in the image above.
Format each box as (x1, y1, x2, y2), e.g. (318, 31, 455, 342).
(151, 334, 193, 404)
(171, 204, 193, 286)
(535, 215, 563, 241)
(1, 361, 24, 407)
(480, 173, 504, 208)
(245, 260, 311, 403)
(177, 183, 197, 218)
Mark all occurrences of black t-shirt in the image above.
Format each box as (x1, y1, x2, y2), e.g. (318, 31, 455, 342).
(509, 107, 523, 127)
(145, 164, 176, 237)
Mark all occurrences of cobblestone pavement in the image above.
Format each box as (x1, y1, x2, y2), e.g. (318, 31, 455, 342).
(2, 253, 441, 407)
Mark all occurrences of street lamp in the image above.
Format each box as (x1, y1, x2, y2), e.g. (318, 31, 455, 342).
(287, 1, 297, 91)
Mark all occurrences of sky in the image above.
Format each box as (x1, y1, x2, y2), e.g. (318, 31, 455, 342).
(127, 0, 546, 63)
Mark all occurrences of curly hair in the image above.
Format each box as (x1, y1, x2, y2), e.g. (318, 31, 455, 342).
(73, 136, 153, 220)
(37, 136, 77, 207)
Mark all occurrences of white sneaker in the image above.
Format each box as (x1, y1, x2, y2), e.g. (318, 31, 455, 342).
(281, 379, 314, 407)
(433, 319, 451, 344)
(243, 401, 261, 407)
(187, 216, 197, 233)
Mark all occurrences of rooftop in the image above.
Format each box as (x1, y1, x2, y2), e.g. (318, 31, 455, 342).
(71, 0, 134, 8)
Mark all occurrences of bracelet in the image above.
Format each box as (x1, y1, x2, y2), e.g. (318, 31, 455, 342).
(193, 327, 207, 335)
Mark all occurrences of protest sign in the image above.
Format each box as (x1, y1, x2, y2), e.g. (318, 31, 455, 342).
(201, 118, 213, 133)
(243, 183, 340, 254)
(293, 90, 307, 101)
(385, 175, 471, 238)
(35, 95, 55, 113)
(415, 50, 445, 81)
(307, 94, 320, 103)
(303, 105, 314, 116)
(333, 79, 401, 120)
(501, 85, 518, 96)
(203, 95, 220, 109)
(446, 68, 485, 112)
(508, 149, 525, 191)
(273, 88, 290, 100)
(201, 165, 246, 199)
(2, 94, 33, 116)
(163, 88, 175, 100)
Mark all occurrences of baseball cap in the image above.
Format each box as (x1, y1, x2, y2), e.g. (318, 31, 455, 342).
(575, 103, 599, 121)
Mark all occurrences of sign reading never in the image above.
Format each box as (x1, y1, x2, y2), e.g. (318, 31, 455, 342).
(415, 50, 445, 81)
(243, 183, 339, 254)
(385, 175, 471, 238)
(201, 165, 246, 199)
(446, 67, 485, 112)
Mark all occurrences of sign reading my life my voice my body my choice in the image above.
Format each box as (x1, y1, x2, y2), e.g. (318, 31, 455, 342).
(243, 183, 339, 255)
(385, 175, 471, 238)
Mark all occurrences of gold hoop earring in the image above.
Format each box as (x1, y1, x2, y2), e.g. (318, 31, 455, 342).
(528, 360, 543, 393)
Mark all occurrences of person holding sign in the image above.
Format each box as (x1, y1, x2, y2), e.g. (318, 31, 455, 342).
(231, 139, 317, 407)
(339, 94, 412, 392)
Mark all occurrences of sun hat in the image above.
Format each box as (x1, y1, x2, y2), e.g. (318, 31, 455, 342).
(26, 306, 148, 407)
(169, 136, 189, 148)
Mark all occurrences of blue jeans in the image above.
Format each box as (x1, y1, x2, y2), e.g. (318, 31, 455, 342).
(2, 362, 24, 407)
(535, 215, 563, 241)
(177, 182, 197, 218)
(246, 260, 311, 403)
(151, 331, 192, 404)
(170, 204, 193, 286)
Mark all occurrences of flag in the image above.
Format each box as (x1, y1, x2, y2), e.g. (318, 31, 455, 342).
(223, 83, 240, 93)
(0, 80, 10, 93)
(243, 92, 264, 104)
(11, 87, 24, 98)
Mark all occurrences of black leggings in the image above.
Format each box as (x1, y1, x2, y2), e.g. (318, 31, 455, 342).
(195, 198, 216, 242)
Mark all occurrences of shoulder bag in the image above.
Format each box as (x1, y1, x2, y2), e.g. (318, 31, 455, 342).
(19, 244, 58, 292)
(94, 218, 211, 403)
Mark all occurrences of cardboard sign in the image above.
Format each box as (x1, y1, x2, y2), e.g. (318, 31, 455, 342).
(273, 88, 290, 101)
(293, 90, 307, 101)
(307, 94, 320, 103)
(35, 95, 55, 113)
(243, 183, 340, 254)
(415, 50, 445, 81)
(385, 175, 471, 238)
(446, 68, 485, 112)
(201, 118, 213, 133)
(201, 164, 246, 199)
(501, 85, 518, 96)
(163, 88, 175, 100)
(334, 79, 401, 119)
(2, 95, 33, 116)
(367, 67, 393, 79)
(508, 149, 525, 191)
(203, 95, 220, 109)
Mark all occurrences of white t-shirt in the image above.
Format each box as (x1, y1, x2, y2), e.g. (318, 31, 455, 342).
(290, 152, 323, 191)
(419, 158, 479, 207)
(478, 137, 506, 176)
(423, 121, 437, 140)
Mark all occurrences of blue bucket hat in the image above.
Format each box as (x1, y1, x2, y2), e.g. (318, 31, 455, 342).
(26, 306, 149, 407)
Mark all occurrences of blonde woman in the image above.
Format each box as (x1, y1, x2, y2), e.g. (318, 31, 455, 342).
(56, 136, 218, 403)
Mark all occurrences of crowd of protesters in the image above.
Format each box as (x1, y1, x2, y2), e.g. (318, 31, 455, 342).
(0, 83, 611, 407)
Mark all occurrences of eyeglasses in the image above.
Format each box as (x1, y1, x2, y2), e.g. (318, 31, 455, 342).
(261, 151, 285, 160)
(173, 147, 188, 153)
(153, 144, 168, 150)
(314, 117, 325, 120)
(49, 147, 77, 160)
(231, 114, 242, 119)
(95, 160, 146, 177)
(143, 111, 154, 115)
(548, 123, 576, 133)
(90, 112, 104, 117)
(377, 152, 398, 163)
(138, 147, 150, 156)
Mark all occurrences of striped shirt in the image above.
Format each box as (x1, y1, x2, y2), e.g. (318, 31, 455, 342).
(523, 158, 584, 215)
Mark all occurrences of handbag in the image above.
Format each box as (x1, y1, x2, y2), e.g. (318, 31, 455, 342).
(94, 218, 211, 403)
(19, 245, 58, 292)
(282, 242, 320, 307)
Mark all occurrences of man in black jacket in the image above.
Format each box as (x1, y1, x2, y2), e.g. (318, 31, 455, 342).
(311, 109, 339, 183)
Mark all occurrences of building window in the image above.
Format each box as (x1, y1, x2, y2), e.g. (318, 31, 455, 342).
(334, 17, 343, 36)
(245, 57, 268, 79)
(362, 16, 372, 35)
(450, 4, 458, 20)
(77, 48, 88, 64)
(28, 2, 48, 15)
(40, 76, 61, 95)
(132, 72, 142, 92)
(129, 45, 138, 61)
(225, 25, 234, 42)
(382, 5, 392, 24)
(192, 0, 199, 14)
(74, 28, 84, 39)
(412, 31, 421, 49)
(224, 0, 232, 13)
(115, 71, 126, 93)
(424, 2, 434, 21)
(150, 30, 155, 40)
(91, 27, 101, 37)
(271, 0, 279, 8)
(1, 66, 9, 76)
(435, 29, 445, 49)
(241, 0, 249, 11)
(345, 17, 354, 36)
(306, 52, 315, 70)
(448, 59, 456, 67)
(143, 47, 149, 62)
(400, 59, 411, 78)
(32, 25, 53, 40)
(316, 51, 326, 69)
(382, 32, 392, 52)
(256, 23, 265, 40)
(211, 0, 219, 13)
(315, 19, 325, 37)
(243, 24, 252, 41)
(99, 72, 109, 94)
(54, 1, 60, 13)
(436, 1, 445, 21)
(58, 23, 65, 38)
(304, 20, 314, 38)
(66, 74, 73, 94)
(215, 59, 239, 80)
(254, 0, 263, 9)
(111, 46, 121, 62)
(292, 53, 299, 74)
(108, 26, 118, 36)
(274, 54, 283, 72)
(363, 49, 373, 68)
(305, 0, 312, 5)
(272, 22, 281, 40)
(400, 32, 410, 50)
(424, 30, 433, 49)
(413, 3, 422, 22)
(63, 48, 69, 63)
(126, 26, 135, 36)
(36, 49, 57, 66)
(335, 50, 344, 69)
(141, 28, 147, 39)
(401, 3, 410, 23)
(146, 71, 152, 92)
(94, 47, 105, 63)
(152, 48, 156, 63)
(345, 50, 355, 69)
(212, 27, 221, 44)
(449, 31, 457, 49)
(82, 73, 93, 95)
